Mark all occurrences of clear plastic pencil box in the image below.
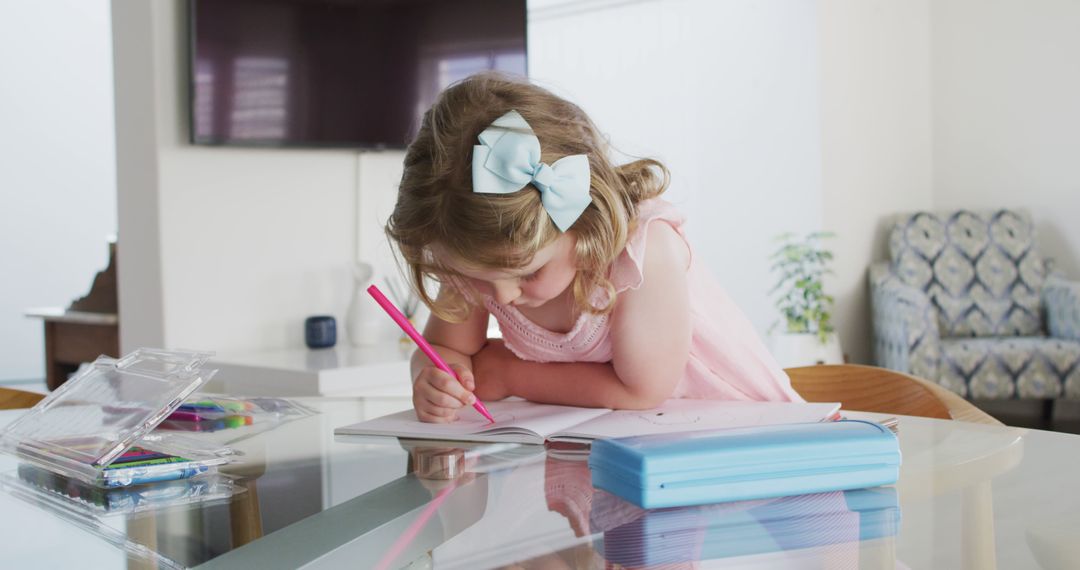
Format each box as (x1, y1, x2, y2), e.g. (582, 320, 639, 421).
(0, 349, 235, 488)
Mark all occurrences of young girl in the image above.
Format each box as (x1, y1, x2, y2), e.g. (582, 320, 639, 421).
(387, 73, 801, 423)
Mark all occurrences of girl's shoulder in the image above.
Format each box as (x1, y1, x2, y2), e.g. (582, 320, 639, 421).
(609, 199, 691, 293)
(634, 197, 684, 222)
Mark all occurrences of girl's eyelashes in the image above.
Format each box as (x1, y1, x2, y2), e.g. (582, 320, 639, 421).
(520, 270, 541, 282)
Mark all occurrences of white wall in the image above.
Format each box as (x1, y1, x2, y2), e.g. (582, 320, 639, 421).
(932, 0, 1080, 279)
(0, 0, 117, 381)
(112, 0, 827, 357)
(528, 0, 824, 335)
(529, 0, 942, 364)
(818, 0, 935, 364)
(114, 0, 369, 354)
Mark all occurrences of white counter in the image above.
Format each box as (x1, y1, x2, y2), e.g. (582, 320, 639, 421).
(207, 341, 414, 398)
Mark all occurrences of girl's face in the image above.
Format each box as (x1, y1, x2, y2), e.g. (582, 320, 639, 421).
(448, 233, 578, 308)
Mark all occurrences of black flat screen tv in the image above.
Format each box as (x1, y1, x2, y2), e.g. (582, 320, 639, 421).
(189, 0, 527, 149)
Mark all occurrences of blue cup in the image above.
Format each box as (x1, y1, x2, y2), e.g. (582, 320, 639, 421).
(305, 315, 337, 349)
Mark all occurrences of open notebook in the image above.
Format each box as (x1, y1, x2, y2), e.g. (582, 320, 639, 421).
(334, 399, 842, 445)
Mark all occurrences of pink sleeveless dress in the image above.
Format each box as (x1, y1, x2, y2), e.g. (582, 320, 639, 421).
(484, 199, 803, 402)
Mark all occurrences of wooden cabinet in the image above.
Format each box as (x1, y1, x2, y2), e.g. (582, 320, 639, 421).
(27, 309, 119, 391)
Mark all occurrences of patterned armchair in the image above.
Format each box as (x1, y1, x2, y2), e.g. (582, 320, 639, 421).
(870, 209, 1080, 400)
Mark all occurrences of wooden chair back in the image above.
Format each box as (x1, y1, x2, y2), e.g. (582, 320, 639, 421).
(0, 387, 45, 410)
(786, 364, 1000, 425)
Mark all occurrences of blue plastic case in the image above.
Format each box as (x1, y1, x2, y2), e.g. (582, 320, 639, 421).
(589, 420, 900, 508)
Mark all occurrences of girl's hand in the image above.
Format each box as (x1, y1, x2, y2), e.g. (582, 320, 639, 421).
(412, 363, 477, 423)
(472, 340, 513, 401)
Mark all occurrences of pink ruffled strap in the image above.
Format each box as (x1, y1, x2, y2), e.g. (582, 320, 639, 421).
(609, 199, 690, 293)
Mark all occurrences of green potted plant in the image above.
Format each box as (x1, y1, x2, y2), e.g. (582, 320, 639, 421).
(768, 232, 843, 367)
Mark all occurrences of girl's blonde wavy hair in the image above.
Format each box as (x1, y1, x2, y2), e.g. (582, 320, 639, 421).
(387, 73, 669, 322)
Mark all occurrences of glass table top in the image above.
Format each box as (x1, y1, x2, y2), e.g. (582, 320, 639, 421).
(1, 396, 1079, 569)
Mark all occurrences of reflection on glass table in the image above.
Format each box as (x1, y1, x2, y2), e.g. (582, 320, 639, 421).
(4, 400, 1080, 569)
(431, 442, 900, 570)
(0, 397, 415, 568)
(593, 487, 899, 567)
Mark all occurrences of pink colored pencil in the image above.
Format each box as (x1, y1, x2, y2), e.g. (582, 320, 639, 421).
(373, 481, 457, 570)
(367, 284, 496, 423)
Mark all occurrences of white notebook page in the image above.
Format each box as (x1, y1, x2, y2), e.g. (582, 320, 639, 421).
(552, 400, 842, 441)
(334, 399, 610, 442)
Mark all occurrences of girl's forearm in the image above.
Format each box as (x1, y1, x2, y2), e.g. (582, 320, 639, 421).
(511, 361, 643, 409)
(484, 345, 664, 409)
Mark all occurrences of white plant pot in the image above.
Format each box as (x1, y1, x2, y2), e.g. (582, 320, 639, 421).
(345, 262, 395, 346)
(769, 332, 843, 368)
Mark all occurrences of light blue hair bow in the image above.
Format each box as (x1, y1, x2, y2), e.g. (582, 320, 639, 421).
(471, 110, 591, 232)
